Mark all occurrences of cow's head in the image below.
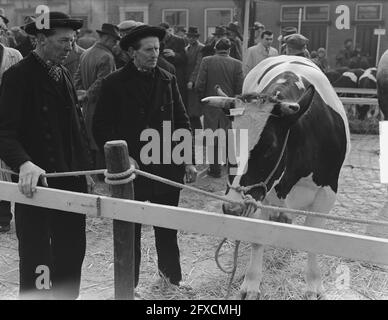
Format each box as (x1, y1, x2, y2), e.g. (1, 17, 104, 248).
(202, 78, 315, 216)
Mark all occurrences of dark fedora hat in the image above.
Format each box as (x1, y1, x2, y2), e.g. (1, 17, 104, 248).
(96, 23, 120, 40)
(24, 11, 83, 35)
(120, 24, 166, 51)
(212, 25, 227, 36)
(226, 22, 243, 41)
(281, 26, 298, 37)
(187, 26, 200, 36)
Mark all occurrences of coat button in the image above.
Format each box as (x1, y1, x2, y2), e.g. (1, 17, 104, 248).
(42, 106, 48, 112)
(45, 133, 51, 140)
(49, 157, 55, 163)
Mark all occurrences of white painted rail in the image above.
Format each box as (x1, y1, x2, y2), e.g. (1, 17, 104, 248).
(1, 181, 388, 265)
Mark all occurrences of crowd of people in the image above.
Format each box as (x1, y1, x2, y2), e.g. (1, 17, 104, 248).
(0, 10, 375, 300)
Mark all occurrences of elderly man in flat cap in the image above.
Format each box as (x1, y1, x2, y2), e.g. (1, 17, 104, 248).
(93, 25, 197, 290)
(0, 11, 93, 299)
(285, 33, 310, 58)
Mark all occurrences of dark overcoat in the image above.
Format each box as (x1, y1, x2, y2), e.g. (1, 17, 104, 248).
(93, 62, 193, 198)
(196, 52, 244, 131)
(163, 34, 187, 104)
(0, 53, 92, 190)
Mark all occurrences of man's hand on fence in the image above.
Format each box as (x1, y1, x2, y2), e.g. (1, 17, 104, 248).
(185, 165, 197, 184)
(18, 161, 48, 198)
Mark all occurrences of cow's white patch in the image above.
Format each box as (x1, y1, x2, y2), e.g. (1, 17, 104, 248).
(342, 72, 358, 83)
(295, 79, 305, 90)
(359, 68, 377, 83)
(276, 78, 287, 84)
(285, 174, 319, 210)
(243, 56, 350, 158)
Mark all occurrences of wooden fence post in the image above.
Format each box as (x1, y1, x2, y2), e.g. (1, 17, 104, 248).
(104, 140, 135, 300)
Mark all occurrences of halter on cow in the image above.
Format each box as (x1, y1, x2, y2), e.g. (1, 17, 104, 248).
(202, 55, 350, 300)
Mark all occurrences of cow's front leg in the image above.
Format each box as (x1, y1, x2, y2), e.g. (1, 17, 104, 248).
(304, 186, 336, 300)
(239, 243, 264, 300)
(239, 208, 269, 300)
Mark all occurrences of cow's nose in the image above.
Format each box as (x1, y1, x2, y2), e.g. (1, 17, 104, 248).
(222, 202, 243, 216)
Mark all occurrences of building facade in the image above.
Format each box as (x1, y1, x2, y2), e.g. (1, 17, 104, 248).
(255, 0, 388, 68)
(0, 0, 240, 43)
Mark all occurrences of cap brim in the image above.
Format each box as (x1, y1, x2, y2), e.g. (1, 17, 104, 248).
(24, 19, 83, 35)
(120, 26, 166, 51)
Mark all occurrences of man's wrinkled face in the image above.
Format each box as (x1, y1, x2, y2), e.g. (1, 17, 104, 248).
(41, 28, 75, 64)
(133, 36, 160, 69)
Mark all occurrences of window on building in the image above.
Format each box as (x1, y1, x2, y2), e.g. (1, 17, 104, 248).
(281, 6, 304, 22)
(204, 8, 233, 40)
(119, 6, 149, 24)
(356, 4, 382, 21)
(281, 5, 329, 21)
(163, 9, 188, 31)
(305, 5, 329, 21)
(355, 24, 380, 66)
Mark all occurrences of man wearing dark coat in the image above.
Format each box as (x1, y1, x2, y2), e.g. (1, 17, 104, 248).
(185, 26, 204, 130)
(196, 38, 244, 178)
(93, 25, 197, 289)
(0, 12, 93, 299)
(159, 22, 187, 105)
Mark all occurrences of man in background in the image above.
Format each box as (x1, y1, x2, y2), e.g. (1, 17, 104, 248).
(75, 23, 119, 170)
(336, 38, 355, 68)
(244, 30, 278, 76)
(285, 33, 310, 58)
(196, 38, 244, 178)
(64, 30, 85, 79)
(185, 26, 204, 130)
(160, 22, 187, 105)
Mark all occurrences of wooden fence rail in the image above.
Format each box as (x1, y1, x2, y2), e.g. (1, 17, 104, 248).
(1, 181, 387, 266)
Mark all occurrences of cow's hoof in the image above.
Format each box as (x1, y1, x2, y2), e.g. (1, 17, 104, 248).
(304, 291, 325, 300)
(239, 290, 260, 300)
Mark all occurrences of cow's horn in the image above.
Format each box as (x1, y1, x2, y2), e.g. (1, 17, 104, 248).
(215, 85, 228, 97)
(201, 96, 235, 109)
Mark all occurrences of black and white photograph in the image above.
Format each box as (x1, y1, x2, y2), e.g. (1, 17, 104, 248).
(0, 0, 387, 304)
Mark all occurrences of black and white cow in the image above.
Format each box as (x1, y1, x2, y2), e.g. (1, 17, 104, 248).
(377, 50, 388, 120)
(202, 55, 350, 300)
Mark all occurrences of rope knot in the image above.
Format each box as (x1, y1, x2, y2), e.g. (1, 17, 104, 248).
(104, 164, 136, 185)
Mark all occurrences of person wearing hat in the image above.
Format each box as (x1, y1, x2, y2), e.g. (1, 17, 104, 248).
(15, 17, 37, 57)
(226, 22, 242, 61)
(279, 26, 298, 54)
(175, 26, 188, 45)
(63, 29, 85, 79)
(285, 33, 310, 58)
(185, 26, 204, 130)
(201, 25, 228, 58)
(74, 23, 120, 171)
(159, 22, 188, 105)
(0, 11, 93, 299)
(244, 30, 278, 76)
(196, 38, 244, 177)
(93, 25, 197, 290)
(252, 21, 265, 45)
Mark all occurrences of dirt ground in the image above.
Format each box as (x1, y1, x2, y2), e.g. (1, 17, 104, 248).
(1, 134, 388, 300)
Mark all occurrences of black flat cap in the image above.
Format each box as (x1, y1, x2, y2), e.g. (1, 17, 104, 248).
(24, 11, 83, 35)
(120, 25, 166, 51)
